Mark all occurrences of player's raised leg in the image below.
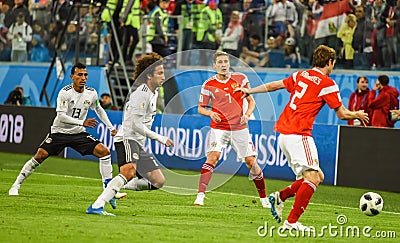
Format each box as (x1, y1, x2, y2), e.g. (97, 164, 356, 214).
(93, 143, 121, 209)
(9, 148, 48, 196)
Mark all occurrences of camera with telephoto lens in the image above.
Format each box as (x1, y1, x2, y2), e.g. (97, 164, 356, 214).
(388, 111, 400, 122)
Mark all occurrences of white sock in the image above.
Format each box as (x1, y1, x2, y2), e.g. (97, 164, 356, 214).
(99, 155, 112, 183)
(12, 158, 40, 188)
(92, 174, 127, 209)
(123, 177, 151, 191)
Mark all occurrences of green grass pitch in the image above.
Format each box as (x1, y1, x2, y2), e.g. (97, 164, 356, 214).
(0, 152, 399, 242)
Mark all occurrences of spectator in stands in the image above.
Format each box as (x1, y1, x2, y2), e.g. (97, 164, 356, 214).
(220, 10, 243, 58)
(293, 0, 312, 59)
(266, 0, 298, 38)
(240, 34, 266, 67)
(348, 76, 371, 126)
(337, 14, 357, 69)
(283, 37, 299, 68)
(352, 5, 374, 69)
(194, 0, 223, 65)
(240, 0, 264, 48)
(7, 12, 32, 62)
(147, 0, 170, 57)
(100, 93, 118, 111)
(173, 0, 195, 64)
(0, 41, 11, 61)
(381, 0, 399, 68)
(368, 74, 399, 127)
(4, 0, 31, 28)
(0, 2, 11, 27)
(30, 34, 50, 62)
(371, 0, 387, 68)
(119, 0, 140, 66)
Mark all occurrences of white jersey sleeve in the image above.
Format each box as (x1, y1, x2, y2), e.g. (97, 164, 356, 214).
(114, 84, 167, 147)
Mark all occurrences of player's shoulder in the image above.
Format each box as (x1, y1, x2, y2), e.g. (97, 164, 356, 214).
(202, 75, 217, 87)
(85, 86, 95, 92)
(61, 84, 73, 92)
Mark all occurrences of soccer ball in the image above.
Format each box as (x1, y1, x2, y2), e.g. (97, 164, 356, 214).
(359, 192, 384, 216)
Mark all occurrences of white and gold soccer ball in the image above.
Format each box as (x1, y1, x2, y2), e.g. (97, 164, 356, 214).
(359, 192, 384, 216)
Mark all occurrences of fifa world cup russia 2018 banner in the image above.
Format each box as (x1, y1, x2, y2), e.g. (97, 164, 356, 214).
(311, 0, 352, 39)
(65, 112, 338, 185)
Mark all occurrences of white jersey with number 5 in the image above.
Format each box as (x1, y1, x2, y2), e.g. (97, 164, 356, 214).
(51, 85, 99, 134)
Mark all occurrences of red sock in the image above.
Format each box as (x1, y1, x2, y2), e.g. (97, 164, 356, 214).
(279, 178, 304, 202)
(198, 163, 215, 193)
(287, 180, 317, 223)
(252, 172, 266, 198)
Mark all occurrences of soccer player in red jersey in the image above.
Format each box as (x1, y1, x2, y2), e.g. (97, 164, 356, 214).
(194, 51, 270, 209)
(234, 45, 369, 231)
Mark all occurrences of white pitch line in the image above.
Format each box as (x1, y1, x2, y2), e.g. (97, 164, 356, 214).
(3, 169, 400, 215)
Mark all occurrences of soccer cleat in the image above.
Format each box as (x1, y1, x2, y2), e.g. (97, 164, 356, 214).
(269, 191, 284, 223)
(86, 205, 115, 216)
(8, 185, 20, 196)
(260, 197, 271, 208)
(194, 192, 205, 206)
(283, 220, 310, 231)
(109, 197, 117, 209)
(115, 192, 127, 200)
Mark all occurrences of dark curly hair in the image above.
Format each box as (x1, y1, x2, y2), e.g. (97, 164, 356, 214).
(133, 52, 163, 84)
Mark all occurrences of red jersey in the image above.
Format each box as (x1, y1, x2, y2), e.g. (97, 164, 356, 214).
(199, 72, 249, 131)
(275, 68, 342, 136)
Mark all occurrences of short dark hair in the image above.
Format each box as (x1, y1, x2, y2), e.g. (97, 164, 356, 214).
(71, 62, 87, 75)
(378, 75, 389, 86)
(356, 76, 368, 83)
(101, 93, 111, 98)
(250, 34, 261, 41)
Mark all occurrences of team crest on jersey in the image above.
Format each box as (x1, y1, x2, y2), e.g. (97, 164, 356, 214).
(45, 138, 52, 143)
(132, 153, 139, 160)
(83, 100, 91, 109)
(231, 82, 238, 89)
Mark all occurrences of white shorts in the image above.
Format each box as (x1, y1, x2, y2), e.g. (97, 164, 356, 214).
(207, 128, 257, 161)
(278, 134, 320, 179)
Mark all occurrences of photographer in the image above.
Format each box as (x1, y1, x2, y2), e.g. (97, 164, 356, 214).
(7, 12, 32, 62)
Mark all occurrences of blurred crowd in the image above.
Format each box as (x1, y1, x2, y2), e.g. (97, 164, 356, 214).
(0, 0, 399, 70)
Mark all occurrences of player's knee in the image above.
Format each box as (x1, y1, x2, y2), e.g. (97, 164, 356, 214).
(303, 170, 322, 186)
(244, 156, 256, 168)
(318, 170, 325, 184)
(94, 144, 110, 157)
(152, 175, 165, 189)
(206, 152, 220, 165)
(34, 148, 49, 163)
(120, 164, 135, 181)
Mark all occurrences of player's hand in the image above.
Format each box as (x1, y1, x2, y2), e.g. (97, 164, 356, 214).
(233, 87, 250, 99)
(356, 110, 369, 127)
(390, 109, 400, 115)
(165, 138, 174, 147)
(210, 111, 221, 123)
(240, 114, 250, 125)
(83, 118, 98, 128)
(110, 129, 117, 136)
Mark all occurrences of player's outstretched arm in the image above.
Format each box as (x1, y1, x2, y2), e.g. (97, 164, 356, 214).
(234, 80, 285, 98)
(94, 105, 117, 136)
(131, 113, 171, 145)
(334, 105, 369, 126)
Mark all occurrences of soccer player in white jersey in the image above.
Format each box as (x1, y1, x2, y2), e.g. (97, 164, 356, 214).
(193, 51, 270, 209)
(8, 62, 121, 208)
(86, 52, 174, 216)
(235, 45, 369, 231)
